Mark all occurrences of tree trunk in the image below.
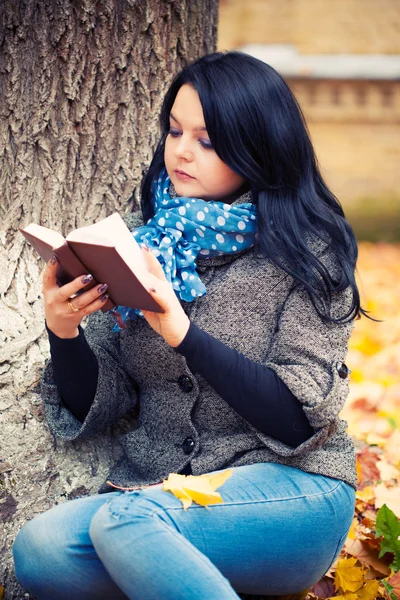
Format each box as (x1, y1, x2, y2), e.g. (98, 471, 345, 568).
(0, 1, 218, 596)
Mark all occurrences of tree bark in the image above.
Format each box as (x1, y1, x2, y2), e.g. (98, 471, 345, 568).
(0, 1, 218, 596)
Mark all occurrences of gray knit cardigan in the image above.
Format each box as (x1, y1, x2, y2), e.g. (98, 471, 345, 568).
(41, 209, 358, 492)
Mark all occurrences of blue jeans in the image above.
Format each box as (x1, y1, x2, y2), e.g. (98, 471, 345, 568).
(13, 463, 355, 600)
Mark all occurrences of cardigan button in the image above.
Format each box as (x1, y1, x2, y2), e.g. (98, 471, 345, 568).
(178, 375, 193, 393)
(182, 437, 195, 455)
(336, 362, 350, 379)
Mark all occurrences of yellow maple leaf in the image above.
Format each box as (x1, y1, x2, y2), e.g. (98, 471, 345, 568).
(163, 474, 193, 509)
(163, 470, 232, 509)
(199, 469, 233, 491)
(334, 579, 381, 600)
(356, 579, 380, 600)
(334, 557, 365, 593)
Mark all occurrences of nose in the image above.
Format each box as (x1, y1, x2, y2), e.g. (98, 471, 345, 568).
(174, 134, 193, 161)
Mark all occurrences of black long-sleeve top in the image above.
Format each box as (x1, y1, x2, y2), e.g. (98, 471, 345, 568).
(46, 320, 314, 448)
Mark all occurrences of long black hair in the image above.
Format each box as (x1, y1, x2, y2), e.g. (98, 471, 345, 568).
(140, 51, 370, 324)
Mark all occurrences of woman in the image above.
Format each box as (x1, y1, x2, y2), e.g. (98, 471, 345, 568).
(13, 51, 364, 599)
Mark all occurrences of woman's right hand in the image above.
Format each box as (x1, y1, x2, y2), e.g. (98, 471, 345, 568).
(42, 256, 110, 339)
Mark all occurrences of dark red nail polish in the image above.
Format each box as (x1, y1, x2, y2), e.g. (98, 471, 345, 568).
(142, 244, 150, 252)
(149, 287, 156, 293)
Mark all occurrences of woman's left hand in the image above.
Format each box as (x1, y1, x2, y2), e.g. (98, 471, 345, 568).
(141, 247, 190, 348)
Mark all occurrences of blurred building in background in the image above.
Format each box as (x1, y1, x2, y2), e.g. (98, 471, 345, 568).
(218, 0, 400, 240)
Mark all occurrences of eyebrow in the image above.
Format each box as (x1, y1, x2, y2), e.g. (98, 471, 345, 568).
(169, 113, 207, 132)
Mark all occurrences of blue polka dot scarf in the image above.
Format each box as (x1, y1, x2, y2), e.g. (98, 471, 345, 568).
(111, 168, 257, 331)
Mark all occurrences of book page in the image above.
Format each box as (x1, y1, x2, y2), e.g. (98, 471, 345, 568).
(66, 213, 126, 244)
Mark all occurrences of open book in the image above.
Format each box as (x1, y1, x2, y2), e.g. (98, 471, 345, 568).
(19, 213, 164, 314)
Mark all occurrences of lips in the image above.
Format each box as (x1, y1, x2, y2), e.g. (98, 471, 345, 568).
(175, 169, 195, 179)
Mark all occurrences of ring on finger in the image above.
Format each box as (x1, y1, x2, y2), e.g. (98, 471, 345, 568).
(67, 300, 80, 313)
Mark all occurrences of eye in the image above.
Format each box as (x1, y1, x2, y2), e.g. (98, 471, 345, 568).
(199, 139, 213, 150)
(168, 128, 181, 138)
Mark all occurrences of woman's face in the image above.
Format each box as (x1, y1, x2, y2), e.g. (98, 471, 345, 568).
(164, 84, 246, 203)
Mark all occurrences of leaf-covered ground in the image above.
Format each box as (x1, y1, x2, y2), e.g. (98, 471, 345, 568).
(308, 242, 400, 600)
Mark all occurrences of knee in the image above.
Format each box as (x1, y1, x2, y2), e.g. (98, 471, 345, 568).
(88, 502, 109, 550)
(89, 491, 142, 544)
(89, 491, 168, 552)
(13, 519, 48, 593)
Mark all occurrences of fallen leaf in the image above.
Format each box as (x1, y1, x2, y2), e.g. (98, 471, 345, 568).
(356, 579, 380, 600)
(163, 470, 232, 509)
(387, 570, 400, 597)
(378, 581, 389, 598)
(375, 504, 400, 571)
(199, 469, 233, 491)
(362, 508, 379, 522)
(344, 538, 390, 576)
(375, 484, 400, 518)
(310, 576, 336, 598)
(382, 578, 398, 600)
(357, 448, 381, 486)
(348, 518, 359, 540)
(377, 458, 400, 482)
(163, 474, 193, 509)
(184, 488, 224, 507)
(356, 486, 375, 503)
(334, 557, 365, 593)
(359, 517, 377, 530)
(357, 518, 382, 549)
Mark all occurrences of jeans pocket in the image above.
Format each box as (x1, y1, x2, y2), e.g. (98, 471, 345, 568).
(325, 531, 348, 573)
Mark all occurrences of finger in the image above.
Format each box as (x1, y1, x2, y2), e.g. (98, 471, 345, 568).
(74, 291, 110, 316)
(142, 247, 167, 281)
(42, 255, 61, 292)
(51, 272, 96, 301)
(141, 281, 172, 314)
(66, 282, 110, 310)
(142, 287, 169, 316)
